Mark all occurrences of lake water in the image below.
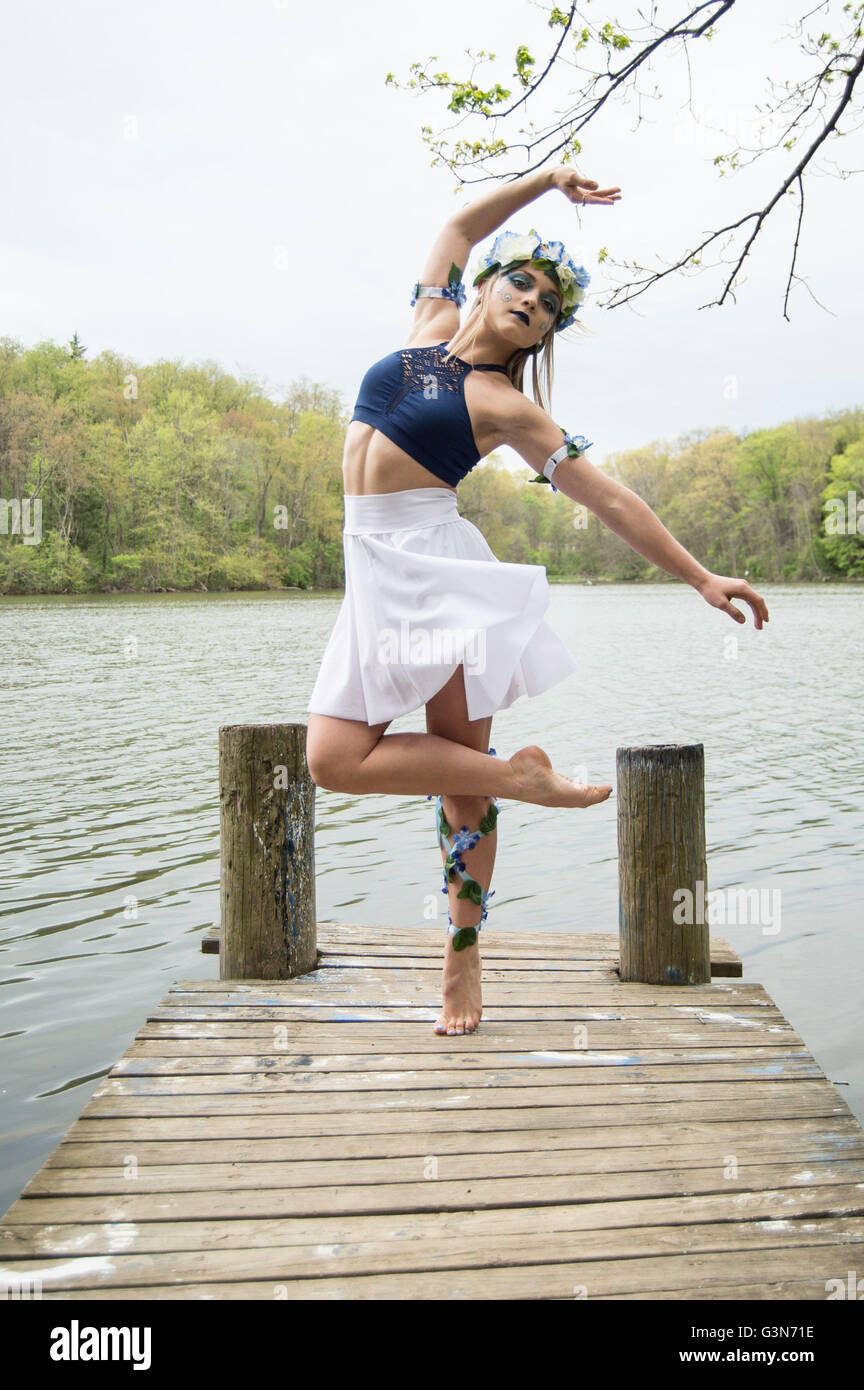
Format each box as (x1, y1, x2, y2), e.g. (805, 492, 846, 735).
(1, 581, 862, 1218)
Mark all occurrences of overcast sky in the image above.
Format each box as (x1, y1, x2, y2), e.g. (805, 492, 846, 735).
(3, 0, 861, 471)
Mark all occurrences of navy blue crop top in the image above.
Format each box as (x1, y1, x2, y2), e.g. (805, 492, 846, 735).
(349, 341, 508, 487)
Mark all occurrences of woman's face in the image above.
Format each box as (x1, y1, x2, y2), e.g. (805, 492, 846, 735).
(486, 263, 562, 346)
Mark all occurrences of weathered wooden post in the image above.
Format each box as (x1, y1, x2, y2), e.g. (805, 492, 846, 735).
(617, 743, 710, 985)
(218, 723, 317, 979)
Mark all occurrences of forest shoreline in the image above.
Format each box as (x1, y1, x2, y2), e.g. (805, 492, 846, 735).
(2, 574, 861, 601)
(3, 342, 862, 598)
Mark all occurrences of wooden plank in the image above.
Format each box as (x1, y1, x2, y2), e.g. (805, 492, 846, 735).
(125, 1034, 811, 1050)
(320, 943, 743, 962)
(4, 1158, 864, 1224)
(160, 979, 767, 1003)
(134, 1020, 802, 1047)
(4, 1182, 861, 1252)
(202, 924, 743, 975)
(89, 1065, 826, 1101)
(87, 1076, 842, 1107)
(3, 1218, 862, 1292)
(45, 1089, 851, 1142)
(24, 1140, 864, 1196)
(116, 1043, 813, 1069)
(38, 1134, 864, 1178)
(22, 1245, 858, 1298)
(43, 1115, 864, 1165)
(279, 923, 744, 956)
(144, 1007, 782, 1025)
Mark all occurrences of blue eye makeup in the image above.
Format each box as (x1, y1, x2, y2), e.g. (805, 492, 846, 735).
(507, 271, 559, 315)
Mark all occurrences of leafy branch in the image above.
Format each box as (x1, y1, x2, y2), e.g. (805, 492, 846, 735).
(386, 0, 864, 316)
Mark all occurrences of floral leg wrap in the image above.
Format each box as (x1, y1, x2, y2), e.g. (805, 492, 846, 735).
(428, 746, 501, 953)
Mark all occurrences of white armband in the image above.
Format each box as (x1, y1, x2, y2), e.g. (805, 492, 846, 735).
(530, 434, 593, 493)
(542, 443, 570, 484)
(410, 278, 467, 308)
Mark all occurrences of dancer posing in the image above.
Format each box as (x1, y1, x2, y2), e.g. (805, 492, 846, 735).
(305, 165, 768, 1036)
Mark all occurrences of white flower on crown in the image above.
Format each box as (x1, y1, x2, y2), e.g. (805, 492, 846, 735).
(491, 231, 540, 268)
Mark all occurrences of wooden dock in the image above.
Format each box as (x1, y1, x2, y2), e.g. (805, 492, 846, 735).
(2, 922, 863, 1300)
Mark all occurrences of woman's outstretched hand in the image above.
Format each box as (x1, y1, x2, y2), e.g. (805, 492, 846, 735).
(696, 572, 770, 629)
(551, 167, 621, 206)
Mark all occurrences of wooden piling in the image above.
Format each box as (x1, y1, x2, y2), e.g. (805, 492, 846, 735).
(218, 723, 317, 980)
(617, 744, 710, 986)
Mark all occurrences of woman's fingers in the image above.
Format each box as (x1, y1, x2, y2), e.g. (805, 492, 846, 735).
(745, 594, 768, 629)
(732, 582, 769, 629)
(705, 577, 770, 628)
(572, 186, 622, 204)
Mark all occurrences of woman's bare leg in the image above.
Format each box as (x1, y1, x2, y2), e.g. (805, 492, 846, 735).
(424, 667, 494, 1038)
(306, 713, 611, 808)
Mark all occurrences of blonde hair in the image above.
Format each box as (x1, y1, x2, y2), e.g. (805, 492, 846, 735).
(442, 267, 596, 415)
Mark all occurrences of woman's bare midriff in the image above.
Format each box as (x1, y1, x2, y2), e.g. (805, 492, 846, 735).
(342, 422, 456, 495)
(342, 365, 509, 495)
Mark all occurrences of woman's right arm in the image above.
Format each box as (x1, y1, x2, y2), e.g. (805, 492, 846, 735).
(410, 166, 620, 340)
(415, 165, 609, 286)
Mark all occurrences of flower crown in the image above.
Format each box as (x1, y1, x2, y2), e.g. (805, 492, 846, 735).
(471, 228, 590, 331)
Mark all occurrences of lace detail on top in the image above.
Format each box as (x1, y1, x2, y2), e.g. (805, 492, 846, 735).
(384, 345, 468, 416)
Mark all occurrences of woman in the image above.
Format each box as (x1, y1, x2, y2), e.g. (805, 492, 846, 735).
(305, 164, 769, 1038)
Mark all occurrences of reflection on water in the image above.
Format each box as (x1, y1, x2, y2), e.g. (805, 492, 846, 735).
(1, 583, 862, 1215)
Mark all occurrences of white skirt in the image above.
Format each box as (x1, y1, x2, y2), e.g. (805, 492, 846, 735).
(305, 487, 578, 726)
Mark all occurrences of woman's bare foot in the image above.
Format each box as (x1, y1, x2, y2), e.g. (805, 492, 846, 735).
(434, 934, 483, 1036)
(508, 745, 612, 808)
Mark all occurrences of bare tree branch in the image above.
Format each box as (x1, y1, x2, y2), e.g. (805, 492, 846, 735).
(599, 40, 864, 314)
(389, 0, 864, 315)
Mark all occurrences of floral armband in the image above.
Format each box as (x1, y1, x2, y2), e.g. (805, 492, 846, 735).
(529, 430, 593, 493)
(410, 261, 467, 309)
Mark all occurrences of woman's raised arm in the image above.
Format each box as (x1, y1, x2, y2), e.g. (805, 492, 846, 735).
(410, 166, 621, 338)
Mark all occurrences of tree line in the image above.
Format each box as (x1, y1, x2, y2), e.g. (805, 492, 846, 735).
(1, 336, 862, 594)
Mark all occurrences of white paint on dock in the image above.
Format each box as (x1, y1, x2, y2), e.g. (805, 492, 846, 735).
(12, 1256, 115, 1284)
(109, 1224, 139, 1253)
(677, 1008, 764, 1028)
